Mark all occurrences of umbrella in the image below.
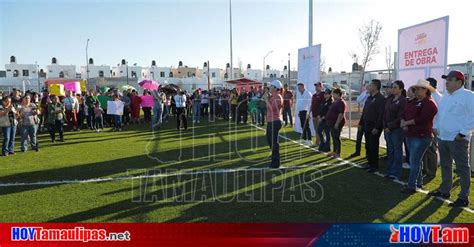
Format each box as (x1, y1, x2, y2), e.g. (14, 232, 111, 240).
(161, 84, 180, 94)
(139, 80, 160, 91)
(99, 86, 110, 94)
(120, 85, 136, 92)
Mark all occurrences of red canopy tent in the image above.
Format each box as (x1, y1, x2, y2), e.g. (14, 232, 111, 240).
(226, 77, 263, 92)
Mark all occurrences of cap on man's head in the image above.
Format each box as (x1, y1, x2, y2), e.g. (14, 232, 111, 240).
(425, 77, 437, 88)
(324, 88, 332, 94)
(442, 70, 465, 82)
(270, 80, 283, 89)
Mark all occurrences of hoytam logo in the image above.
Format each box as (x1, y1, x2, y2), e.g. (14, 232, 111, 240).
(390, 225, 469, 244)
(415, 32, 427, 45)
(11, 227, 131, 242)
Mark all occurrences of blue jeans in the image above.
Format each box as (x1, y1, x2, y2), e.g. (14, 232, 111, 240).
(384, 128, 404, 179)
(2, 125, 17, 154)
(193, 102, 201, 122)
(20, 125, 38, 151)
(406, 137, 432, 189)
(282, 106, 293, 125)
(113, 115, 122, 129)
(153, 103, 163, 129)
(266, 120, 282, 168)
(95, 116, 104, 130)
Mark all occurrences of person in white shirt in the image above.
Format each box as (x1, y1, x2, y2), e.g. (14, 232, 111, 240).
(201, 91, 209, 116)
(63, 90, 80, 131)
(422, 77, 443, 180)
(174, 91, 187, 130)
(295, 82, 313, 145)
(429, 70, 474, 208)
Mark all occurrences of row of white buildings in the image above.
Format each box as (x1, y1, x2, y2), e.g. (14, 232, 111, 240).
(0, 56, 292, 92)
(1, 56, 473, 93)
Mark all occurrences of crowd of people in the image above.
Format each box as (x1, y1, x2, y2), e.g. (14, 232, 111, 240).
(1, 69, 473, 207)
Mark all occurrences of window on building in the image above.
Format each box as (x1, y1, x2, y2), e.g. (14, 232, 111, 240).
(13, 70, 19, 77)
(131, 71, 137, 78)
(22, 70, 29, 76)
(59, 71, 64, 78)
(112, 72, 116, 76)
(160, 72, 165, 78)
(169, 72, 173, 77)
(99, 71, 104, 77)
(211, 72, 216, 78)
(187, 72, 191, 77)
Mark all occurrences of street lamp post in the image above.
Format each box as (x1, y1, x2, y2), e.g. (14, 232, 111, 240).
(263, 50, 273, 80)
(287, 53, 290, 84)
(36, 61, 40, 92)
(229, 0, 233, 80)
(86, 39, 90, 84)
(126, 61, 129, 85)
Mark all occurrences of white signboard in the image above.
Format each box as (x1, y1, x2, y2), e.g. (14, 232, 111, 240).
(295, 44, 321, 134)
(298, 44, 321, 92)
(107, 101, 124, 115)
(397, 16, 449, 92)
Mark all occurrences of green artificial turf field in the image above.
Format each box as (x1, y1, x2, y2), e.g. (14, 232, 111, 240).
(1, 117, 473, 223)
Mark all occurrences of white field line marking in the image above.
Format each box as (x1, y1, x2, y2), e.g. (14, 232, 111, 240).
(250, 124, 474, 214)
(0, 164, 335, 187)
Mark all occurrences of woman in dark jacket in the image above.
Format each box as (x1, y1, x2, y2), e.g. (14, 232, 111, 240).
(383, 80, 407, 180)
(316, 89, 333, 152)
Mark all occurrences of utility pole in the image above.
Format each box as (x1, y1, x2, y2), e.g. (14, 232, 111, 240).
(126, 61, 129, 85)
(36, 61, 40, 92)
(207, 60, 211, 90)
(288, 53, 291, 85)
(229, 0, 233, 79)
(86, 39, 90, 84)
(309, 0, 313, 47)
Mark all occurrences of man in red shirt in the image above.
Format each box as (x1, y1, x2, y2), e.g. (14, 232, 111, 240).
(282, 84, 293, 127)
(311, 82, 325, 146)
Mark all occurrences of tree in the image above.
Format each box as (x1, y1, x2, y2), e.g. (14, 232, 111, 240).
(385, 46, 394, 81)
(320, 56, 327, 74)
(354, 19, 382, 85)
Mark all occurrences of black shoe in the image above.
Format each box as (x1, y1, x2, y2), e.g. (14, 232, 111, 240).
(21, 150, 26, 153)
(416, 184, 423, 189)
(8, 152, 15, 155)
(449, 198, 469, 208)
(348, 153, 360, 158)
(400, 187, 416, 194)
(2, 153, 8, 157)
(34, 147, 39, 152)
(367, 168, 377, 173)
(428, 190, 450, 200)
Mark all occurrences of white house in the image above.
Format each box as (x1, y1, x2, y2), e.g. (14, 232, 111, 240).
(80, 58, 111, 78)
(244, 64, 262, 80)
(264, 65, 281, 78)
(46, 57, 76, 78)
(4, 56, 38, 78)
(111, 59, 142, 79)
(142, 61, 171, 80)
